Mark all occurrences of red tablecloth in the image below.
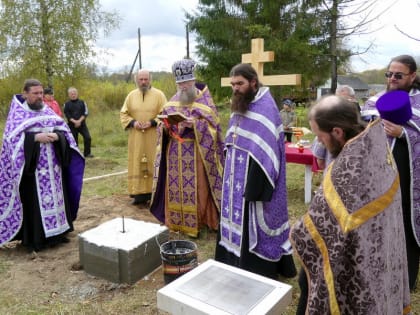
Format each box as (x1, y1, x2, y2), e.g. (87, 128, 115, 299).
(285, 143, 320, 172)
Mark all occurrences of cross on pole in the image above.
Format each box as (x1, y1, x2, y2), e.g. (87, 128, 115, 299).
(221, 38, 301, 87)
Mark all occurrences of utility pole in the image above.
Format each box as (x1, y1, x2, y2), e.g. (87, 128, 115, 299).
(186, 24, 190, 59)
(138, 28, 142, 69)
(126, 50, 139, 82)
(126, 28, 142, 82)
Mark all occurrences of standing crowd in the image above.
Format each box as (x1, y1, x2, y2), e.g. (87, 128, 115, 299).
(0, 53, 418, 314)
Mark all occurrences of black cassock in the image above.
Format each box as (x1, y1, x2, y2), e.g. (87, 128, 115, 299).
(14, 131, 74, 251)
(215, 158, 296, 280)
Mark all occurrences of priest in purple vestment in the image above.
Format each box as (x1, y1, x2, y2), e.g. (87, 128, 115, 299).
(362, 54, 420, 291)
(214, 63, 296, 280)
(0, 79, 85, 252)
(292, 95, 411, 314)
(150, 59, 224, 238)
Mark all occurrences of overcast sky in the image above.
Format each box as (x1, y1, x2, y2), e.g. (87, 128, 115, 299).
(95, 0, 419, 74)
(95, 0, 199, 73)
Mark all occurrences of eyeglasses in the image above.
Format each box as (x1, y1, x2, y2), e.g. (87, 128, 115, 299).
(384, 71, 410, 80)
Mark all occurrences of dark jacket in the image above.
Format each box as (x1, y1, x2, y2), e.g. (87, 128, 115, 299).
(63, 99, 88, 122)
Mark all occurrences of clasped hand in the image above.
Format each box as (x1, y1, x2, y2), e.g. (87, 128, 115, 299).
(36, 132, 58, 143)
(134, 121, 151, 131)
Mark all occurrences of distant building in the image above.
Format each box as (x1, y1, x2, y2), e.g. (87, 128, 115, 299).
(317, 75, 370, 100)
(368, 84, 386, 96)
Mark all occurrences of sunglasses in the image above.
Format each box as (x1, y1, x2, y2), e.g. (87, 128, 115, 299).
(384, 71, 410, 80)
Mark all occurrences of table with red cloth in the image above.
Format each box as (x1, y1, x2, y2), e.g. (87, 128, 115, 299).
(285, 143, 320, 203)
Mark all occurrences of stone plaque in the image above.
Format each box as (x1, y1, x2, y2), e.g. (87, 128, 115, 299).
(157, 259, 292, 315)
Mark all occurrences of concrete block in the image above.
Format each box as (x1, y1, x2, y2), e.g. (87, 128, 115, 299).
(79, 218, 169, 284)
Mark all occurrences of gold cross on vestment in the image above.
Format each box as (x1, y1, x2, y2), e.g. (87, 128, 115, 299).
(221, 38, 301, 87)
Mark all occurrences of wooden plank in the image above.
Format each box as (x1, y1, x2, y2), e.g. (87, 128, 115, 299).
(222, 74, 301, 87)
(262, 74, 301, 86)
(220, 38, 301, 88)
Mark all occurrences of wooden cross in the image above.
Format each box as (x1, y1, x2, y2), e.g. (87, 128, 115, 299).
(221, 38, 301, 87)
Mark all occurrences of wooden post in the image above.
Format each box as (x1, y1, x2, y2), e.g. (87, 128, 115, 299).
(221, 38, 301, 87)
(138, 28, 142, 69)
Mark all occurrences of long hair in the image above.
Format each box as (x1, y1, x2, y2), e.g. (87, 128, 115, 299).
(389, 55, 420, 90)
(309, 95, 366, 141)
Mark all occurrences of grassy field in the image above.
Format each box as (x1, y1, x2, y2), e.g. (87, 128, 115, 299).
(0, 106, 418, 314)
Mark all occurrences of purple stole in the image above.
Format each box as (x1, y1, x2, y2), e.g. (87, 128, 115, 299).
(219, 87, 291, 261)
(0, 95, 84, 245)
(363, 89, 420, 246)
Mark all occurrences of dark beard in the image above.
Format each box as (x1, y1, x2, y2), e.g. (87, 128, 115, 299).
(230, 87, 256, 113)
(28, 100, 44, 111)
(387, 82, 412, 92)
(329, 135, 343, 158)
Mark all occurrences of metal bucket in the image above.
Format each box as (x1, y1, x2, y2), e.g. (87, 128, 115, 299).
(160, 240, 198, 284)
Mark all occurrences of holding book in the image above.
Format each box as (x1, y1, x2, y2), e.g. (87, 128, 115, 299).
(150, 59, 224, 238)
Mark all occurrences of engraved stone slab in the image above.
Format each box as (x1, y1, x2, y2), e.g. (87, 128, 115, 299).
(157, 259, 292, 315)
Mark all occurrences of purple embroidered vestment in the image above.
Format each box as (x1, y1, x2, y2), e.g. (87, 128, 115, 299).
(0, 95, 85, 245)
(150, 84, 224, 237)
(363, 89, 420, 246)
(290, 120, 411, 313)
(219, 87, 291, 261)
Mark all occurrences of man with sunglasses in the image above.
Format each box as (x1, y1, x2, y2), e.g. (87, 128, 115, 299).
(363, 54, 420, 292)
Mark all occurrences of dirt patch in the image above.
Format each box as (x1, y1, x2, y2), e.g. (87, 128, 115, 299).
(0, 195, 177, 313)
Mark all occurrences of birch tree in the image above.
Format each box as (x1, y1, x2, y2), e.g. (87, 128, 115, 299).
(0, 0, 119, 87)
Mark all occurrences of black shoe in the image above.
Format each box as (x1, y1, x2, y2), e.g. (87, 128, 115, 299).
(46, 238, 60, 248)
(136, 201, 151, 208)
(29, 244, 44, 253)
(131, 194, 151, 205)
(59, 236, 70, 243)
(131, 194, 143, 205)
(277, 254, 297, 278)
(84, 154, 94, 158)
(131, 199, 142, 205)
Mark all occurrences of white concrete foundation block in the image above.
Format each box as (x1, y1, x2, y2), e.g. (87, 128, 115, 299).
(79, 218, 169, 284)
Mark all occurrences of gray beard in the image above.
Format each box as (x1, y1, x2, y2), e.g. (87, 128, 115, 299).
(140, 85, 150, 93)
(178, 88, 196, 105)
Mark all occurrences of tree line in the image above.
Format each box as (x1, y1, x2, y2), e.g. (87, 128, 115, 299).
(0, 0, 415, 116)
